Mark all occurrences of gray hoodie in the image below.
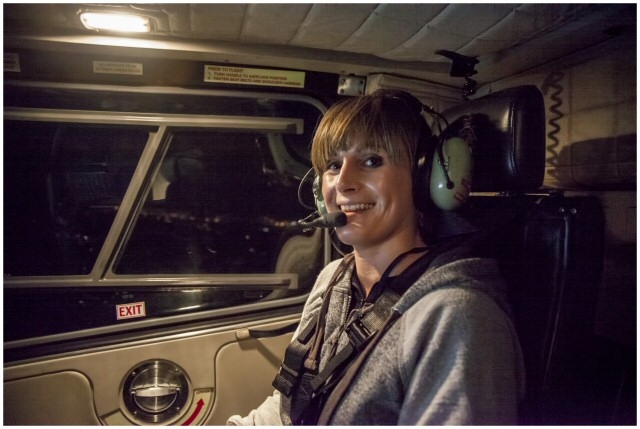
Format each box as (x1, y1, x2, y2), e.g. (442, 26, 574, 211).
(228, 246, 525, 425)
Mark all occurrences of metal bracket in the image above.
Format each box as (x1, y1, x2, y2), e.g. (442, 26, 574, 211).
(435, 50, 479, 98)
(337, 75, 366, 96)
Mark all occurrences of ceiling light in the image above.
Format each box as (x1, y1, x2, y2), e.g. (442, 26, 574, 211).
(80, 12, 151, 33)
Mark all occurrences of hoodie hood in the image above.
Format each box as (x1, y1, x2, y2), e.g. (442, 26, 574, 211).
(394, 245, 511, 317)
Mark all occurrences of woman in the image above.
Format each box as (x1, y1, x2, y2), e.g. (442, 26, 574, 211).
(228, 90, 524, 425)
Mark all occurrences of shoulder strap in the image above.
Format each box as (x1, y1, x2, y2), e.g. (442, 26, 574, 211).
(308, 246, 431, 394)
(272, 254, 354, 397)
(288, 286, 401, 424)
(315, 241, 466, 424)
(309, 286, 400, 392)
(316, 310, 402, 425)
(277, 245, 448, 424)
(271, 316, 317, 397)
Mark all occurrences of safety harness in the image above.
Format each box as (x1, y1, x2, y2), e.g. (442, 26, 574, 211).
(272, 246, 437, 425)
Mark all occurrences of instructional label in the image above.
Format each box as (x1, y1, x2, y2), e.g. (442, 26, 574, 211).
(204, 65, 305, 88)
(93, 60, 143, 75)
(116, 302, 146, 320)
(4, 53, 20, 72)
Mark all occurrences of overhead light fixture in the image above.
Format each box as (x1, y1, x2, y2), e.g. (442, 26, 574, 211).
(80, 12, 151, 33)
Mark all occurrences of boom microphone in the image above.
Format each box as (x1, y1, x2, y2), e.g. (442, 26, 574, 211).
(297, 211, 347, 229)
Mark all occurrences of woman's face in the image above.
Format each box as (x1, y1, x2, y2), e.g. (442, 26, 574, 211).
(322, 142, 419, 252)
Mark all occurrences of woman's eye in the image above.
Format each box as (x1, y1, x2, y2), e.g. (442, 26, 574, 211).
(326, 160, 341, 172)
(364, 155, 384, 168)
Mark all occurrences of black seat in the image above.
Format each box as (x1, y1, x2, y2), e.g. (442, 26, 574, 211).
(163, 149, 208, 272)
(439, 86, 606, 424)
(165, 148, 207, 214)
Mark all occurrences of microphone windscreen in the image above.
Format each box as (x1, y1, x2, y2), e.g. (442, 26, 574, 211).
(296, 211, 347, 229)
(325, 211, 347, 227)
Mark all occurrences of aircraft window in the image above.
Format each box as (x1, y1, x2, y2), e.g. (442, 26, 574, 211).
(4, 86, 325, 299)
(4, 121, 148, 276)
(113, 129, 323, 291)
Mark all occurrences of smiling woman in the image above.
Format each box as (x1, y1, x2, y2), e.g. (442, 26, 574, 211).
(229, 89, 524, 425)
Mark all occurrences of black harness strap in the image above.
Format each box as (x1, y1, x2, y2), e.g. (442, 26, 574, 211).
(316, 236, 479, 424)
(271, 320, 316, 397)
(287, 284, 403, 424)
(316, 309, 402, 425)
(274, 247, 434, 424)
(272, 254, 354, 398)
(309, 286, 401, 392)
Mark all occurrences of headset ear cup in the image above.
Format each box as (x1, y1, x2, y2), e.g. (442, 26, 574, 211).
(430, 137, 473, 210)
(312, 174, 327, 215)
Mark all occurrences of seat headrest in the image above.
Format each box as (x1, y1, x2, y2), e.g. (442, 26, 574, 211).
(442, 85, 546, 192)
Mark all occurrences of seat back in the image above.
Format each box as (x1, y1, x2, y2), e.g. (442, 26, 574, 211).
(440, 86, 605, 424)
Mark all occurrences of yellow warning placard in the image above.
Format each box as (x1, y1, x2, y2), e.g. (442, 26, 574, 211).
(204, 65, 305, 88)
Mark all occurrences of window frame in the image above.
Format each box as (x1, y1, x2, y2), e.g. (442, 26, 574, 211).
(4, 84, 330, 292)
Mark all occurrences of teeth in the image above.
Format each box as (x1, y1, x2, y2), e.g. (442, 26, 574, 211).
(340, 203, 374, 212)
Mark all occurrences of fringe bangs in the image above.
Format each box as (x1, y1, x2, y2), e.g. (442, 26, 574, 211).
(311, 95, 416, 175)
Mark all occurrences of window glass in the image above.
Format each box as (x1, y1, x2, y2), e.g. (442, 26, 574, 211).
(3, 122, 148, 276)
(5, 88, 325, 294)
(114, 129, 323, 292)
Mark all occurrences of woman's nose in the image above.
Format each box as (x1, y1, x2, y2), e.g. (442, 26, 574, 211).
(335, 159, 359, 193)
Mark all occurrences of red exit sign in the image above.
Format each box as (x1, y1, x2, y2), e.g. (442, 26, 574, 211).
(116, 302, 146, 320)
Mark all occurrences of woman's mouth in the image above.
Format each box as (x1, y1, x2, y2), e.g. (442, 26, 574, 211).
(340, 203, 375, 212)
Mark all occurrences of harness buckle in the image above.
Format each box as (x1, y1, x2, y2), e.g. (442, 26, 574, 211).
(347, 317, 374, 350)
(272, 362, 300, 397)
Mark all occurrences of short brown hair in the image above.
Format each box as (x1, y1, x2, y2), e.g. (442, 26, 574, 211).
(310, 89, 431, 177)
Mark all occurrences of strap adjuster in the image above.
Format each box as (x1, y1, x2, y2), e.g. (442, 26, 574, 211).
(272, 362, 299, 396)
(347, 318, 373, 350)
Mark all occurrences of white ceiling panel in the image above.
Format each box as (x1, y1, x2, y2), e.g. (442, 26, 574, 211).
(289, 4, 379, 49)
(189, 4, 247, 39)
(337, 4, 446, 55)
(242, 4, 312, 44)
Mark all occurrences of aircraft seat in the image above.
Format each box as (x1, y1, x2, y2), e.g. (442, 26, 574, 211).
(440, 85, 606, 424)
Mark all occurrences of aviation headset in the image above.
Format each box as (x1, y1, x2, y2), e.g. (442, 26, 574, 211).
(299, 90, 473, 221)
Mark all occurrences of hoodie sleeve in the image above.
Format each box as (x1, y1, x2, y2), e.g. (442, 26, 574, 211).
(226, 390, 283, 425)
(397, 287, 524, 425)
